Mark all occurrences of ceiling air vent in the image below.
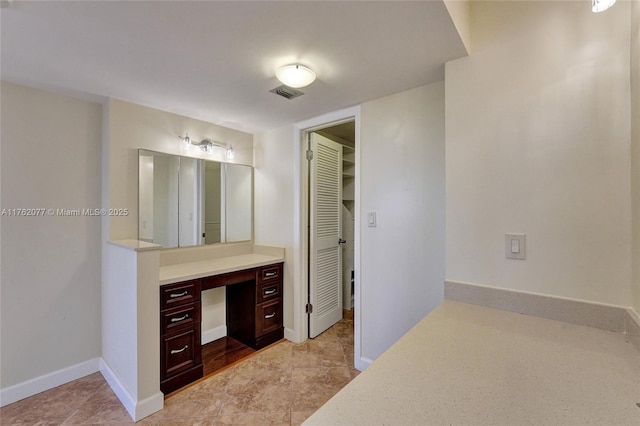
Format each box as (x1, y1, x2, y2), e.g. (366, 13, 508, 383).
(270, 85, 304, 100)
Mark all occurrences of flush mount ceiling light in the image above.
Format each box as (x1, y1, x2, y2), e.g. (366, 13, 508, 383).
(179, 133, 234, 159)
(276, 64, 316, 88)
(592, 0, 616, 13)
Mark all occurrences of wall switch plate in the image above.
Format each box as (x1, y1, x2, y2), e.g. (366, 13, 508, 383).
(505, 233, 526, 260)
(367, 212, 377, 227)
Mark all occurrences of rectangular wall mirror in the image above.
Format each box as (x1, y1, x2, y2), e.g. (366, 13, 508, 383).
(138, 149, 253, 248)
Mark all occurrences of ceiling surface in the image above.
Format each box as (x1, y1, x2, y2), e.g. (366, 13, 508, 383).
(317, 121, 356, 145)
(1, 1, 467, 133)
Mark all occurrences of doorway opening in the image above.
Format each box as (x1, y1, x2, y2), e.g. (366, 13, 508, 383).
(306, 122, 356, 339)
(293, 105, 362, 371)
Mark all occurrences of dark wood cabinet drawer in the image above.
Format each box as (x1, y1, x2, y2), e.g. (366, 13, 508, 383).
(160, 280, 203, 395)
(161, 326, 201, 380)
(257, 263, 282, 285)
(203, 268, 255, 290)
(256, 282, 281, 304)
(255, 299, 282, 336)
(161, 302, 201, 335)
(161, 279, 201, 310)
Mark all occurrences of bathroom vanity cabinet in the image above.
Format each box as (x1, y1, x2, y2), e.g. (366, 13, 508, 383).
(102, 241, 285, 421)
(159, 262, 284, 394)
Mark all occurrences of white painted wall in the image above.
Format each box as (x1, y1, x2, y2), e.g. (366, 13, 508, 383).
(101, 244, 142, 399)
(101, 243, 163, 420)
(446, 1, 632, 307)
(359, 82, 446, 361)
(632, 0, 640, 314)
(253, 125, 296, 332)
(0, 82, 102, 389)
(201, 287, 226, 341)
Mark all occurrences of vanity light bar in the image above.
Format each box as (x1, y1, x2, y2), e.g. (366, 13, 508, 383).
(178, 133, 234, 159)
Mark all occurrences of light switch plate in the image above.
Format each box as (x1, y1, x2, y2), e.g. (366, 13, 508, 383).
(505, 233, 526, 260)
(367, 212, 377, 227)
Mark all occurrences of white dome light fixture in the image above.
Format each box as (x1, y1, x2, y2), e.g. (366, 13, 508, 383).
(276, 64, 316, 88)
(592, 0, 616, 13)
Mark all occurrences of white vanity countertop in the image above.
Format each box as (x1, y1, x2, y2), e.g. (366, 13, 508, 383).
(159, 253, 284, 285)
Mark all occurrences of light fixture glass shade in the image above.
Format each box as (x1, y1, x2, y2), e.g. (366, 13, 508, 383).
(182, 134, 192, 151)
(276, 64, 316, 88)
(592, 0, 616, 13)
(226, 145, 235, 160)
(201, 142, 213, 154)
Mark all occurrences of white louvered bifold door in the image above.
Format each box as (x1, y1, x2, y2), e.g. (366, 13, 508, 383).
(309, 133, 343, 338)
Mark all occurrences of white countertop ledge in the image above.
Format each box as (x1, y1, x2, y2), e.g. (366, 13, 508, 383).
(108, 239, 163, 251)
(159, 253, 284, 285)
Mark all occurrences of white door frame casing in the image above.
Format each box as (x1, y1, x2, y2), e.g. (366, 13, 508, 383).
(291, 106, 366, 370)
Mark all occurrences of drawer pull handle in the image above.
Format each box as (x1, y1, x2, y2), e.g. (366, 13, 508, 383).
(169, 291, 188, 299)
(171, 345, 188, 354)
(264, 289, 277, 295)
(170, 314, 189, 323)
(264, 271, 277, 277)
(264, 312, 276, 319)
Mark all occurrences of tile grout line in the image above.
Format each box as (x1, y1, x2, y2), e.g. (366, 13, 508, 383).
(212, 364, 235, 421)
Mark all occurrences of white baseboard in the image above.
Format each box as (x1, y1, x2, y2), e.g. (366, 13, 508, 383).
(0, 358, 100, 407)
(284, 327, 304, 344)
(202, 325, 227, 345)
(99, 358, 163, 422)
(355, 356, 373, 371)
(99, 360, 136, 420)
(134, 390, 165, 421)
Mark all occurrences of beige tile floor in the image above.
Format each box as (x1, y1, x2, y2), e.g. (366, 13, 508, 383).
(0, 311, 357, 425)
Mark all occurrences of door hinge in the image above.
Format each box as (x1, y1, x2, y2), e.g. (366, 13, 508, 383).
(306, 149, 313, 160)
(305, 303, 313, 314)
